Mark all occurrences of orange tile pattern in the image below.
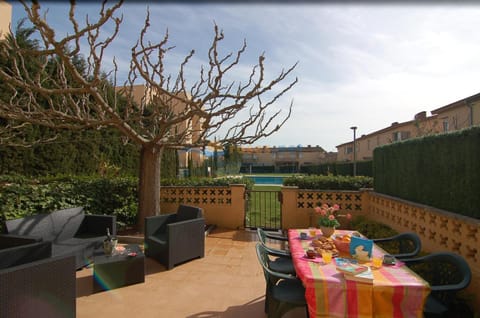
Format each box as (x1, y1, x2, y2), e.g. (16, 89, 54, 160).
(76, 229, 306, 318)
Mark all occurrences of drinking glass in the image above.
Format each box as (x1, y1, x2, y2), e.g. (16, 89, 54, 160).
(321, 251, 332, 264)
(372, 256, 383, 268)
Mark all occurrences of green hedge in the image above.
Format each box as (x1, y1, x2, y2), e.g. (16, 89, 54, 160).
(0, 175, 254, 232)
(300, 161, 373, 177)
(283, 175, 373, 190)
(0, 175, 139, 231)
(374, 126, 480, 219)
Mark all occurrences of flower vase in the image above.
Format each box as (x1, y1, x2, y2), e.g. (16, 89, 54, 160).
(320, 226, 335, 238)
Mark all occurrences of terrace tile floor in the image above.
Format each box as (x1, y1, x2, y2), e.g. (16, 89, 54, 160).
(76, 228, 306, 318)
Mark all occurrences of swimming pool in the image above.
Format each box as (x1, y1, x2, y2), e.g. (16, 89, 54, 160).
(245, 175, 284, 185)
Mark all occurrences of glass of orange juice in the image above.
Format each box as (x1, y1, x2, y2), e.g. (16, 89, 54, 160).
(309, 227, 317, 238)
(321, 251, 332, 264)
(372, 256, 383, 268)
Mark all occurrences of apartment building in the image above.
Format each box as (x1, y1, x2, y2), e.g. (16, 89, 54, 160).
(0, 1, 12, 40)
(337, 92, 480, 162)
(241, 145, 335, 173)
(115, 84, 211, 170)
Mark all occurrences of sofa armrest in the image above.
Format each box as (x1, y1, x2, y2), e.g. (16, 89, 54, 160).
(0, 254, 76, 318)
(145, 214, 177, 237)
(76, 214, 116, 237)
(0, 241, 52, 270)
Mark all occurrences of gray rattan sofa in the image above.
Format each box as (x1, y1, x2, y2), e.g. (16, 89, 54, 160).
(145, 204, 205, 270)
(0, 234, 51, 269)
(4, 206, 116, 269)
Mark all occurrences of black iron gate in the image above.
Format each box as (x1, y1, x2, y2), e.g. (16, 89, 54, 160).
(245, 190, 282, 230)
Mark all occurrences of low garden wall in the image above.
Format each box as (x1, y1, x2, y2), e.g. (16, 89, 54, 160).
(159, 184, 246, 229)
(366, 191, 480, 311)
(158, 184, 479, 311)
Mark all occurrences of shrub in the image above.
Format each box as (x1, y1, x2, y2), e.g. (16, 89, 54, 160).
(283, 175, 373, 190)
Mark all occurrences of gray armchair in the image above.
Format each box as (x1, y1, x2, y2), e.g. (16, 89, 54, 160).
(145, 204, 205, 270)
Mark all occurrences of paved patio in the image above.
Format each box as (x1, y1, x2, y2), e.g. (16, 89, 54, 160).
(76, 228, 306, 318)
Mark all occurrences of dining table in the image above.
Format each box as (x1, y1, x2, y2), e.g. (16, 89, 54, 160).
(288, 229, 431, 318)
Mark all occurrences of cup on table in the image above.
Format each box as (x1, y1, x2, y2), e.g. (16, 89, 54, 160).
(300, 232, 308, 240)
(372, 255, 383, 268)
(309, 227, 317, 238)
(321, 251, 332, 264)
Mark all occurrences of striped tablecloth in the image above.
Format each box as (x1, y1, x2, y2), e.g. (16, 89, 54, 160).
(288, 229, 430, 318)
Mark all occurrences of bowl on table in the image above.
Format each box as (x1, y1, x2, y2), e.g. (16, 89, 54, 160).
(333, 235, 351, 254)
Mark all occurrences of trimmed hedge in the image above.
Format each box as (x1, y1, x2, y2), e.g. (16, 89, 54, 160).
(283, 175, 373, 190)
(300, 161, 373, 177)
(374, 126, 480, 219)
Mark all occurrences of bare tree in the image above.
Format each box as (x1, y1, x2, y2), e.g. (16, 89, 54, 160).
(0, 1, 297, 231)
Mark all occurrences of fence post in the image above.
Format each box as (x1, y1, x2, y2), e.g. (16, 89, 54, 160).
(281, 186, 309, 229)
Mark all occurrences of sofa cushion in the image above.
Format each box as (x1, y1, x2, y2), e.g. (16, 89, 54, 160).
(5, 207, 85, 242)
(0, 241, 52, 269)
(50, 207, 85, 241)
(52, 237, 102, 256)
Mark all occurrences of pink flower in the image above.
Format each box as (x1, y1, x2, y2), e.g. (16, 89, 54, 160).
(313, 203, 352, 228)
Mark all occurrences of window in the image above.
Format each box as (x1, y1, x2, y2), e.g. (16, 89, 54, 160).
(392, 131, 411, 142)
(442, 119, 449, 132)
(345, 146, 353, 154)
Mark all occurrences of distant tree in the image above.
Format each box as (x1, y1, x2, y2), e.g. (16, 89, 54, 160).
(0, 1, 297, 231)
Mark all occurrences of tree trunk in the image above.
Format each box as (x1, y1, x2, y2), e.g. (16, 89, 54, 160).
(137, 143, 163, 232)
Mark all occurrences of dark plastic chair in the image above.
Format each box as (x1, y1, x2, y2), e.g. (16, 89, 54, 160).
(403, 252, 472, 317)
(258, 227, 289, 242)
(145, 204, 205, 270)
(257, 228, 290, 256)
(372, 232, 422, 259)
(257, 228, 295, 275)
(256, 243, 308, 318)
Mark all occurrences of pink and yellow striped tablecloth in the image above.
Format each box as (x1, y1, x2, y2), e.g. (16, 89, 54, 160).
(288, 229, 430, 318)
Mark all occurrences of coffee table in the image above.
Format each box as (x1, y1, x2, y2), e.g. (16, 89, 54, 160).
(93, 244, 145, 292)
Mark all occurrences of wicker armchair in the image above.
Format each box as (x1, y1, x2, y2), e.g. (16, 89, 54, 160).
(145, 204, 205, 270)
(0, 252, 76, 318)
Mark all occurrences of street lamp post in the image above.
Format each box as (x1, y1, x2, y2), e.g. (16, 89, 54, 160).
(350, 126, 357, 177)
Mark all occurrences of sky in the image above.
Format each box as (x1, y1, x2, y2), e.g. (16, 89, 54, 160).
(9, 1, 480, 152)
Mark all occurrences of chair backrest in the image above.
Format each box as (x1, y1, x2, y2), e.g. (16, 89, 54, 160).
(176, 205, 202, 222)
(255, 243, 275, 284)
(374, 232, 422, 259)
(404, 252, 471, 303)
(395, 232, 422, 256)
(257, 228, 268, 245)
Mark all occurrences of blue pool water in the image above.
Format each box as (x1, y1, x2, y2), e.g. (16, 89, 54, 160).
(245, 176, 284, 185)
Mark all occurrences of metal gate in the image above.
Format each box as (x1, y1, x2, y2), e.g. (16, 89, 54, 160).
(245, 190, 282, 230)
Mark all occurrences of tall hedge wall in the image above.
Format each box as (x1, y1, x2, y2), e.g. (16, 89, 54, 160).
(373, 126, 480, 219)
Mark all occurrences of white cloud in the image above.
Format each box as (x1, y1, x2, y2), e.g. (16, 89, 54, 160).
(10, 2, 480, 152)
